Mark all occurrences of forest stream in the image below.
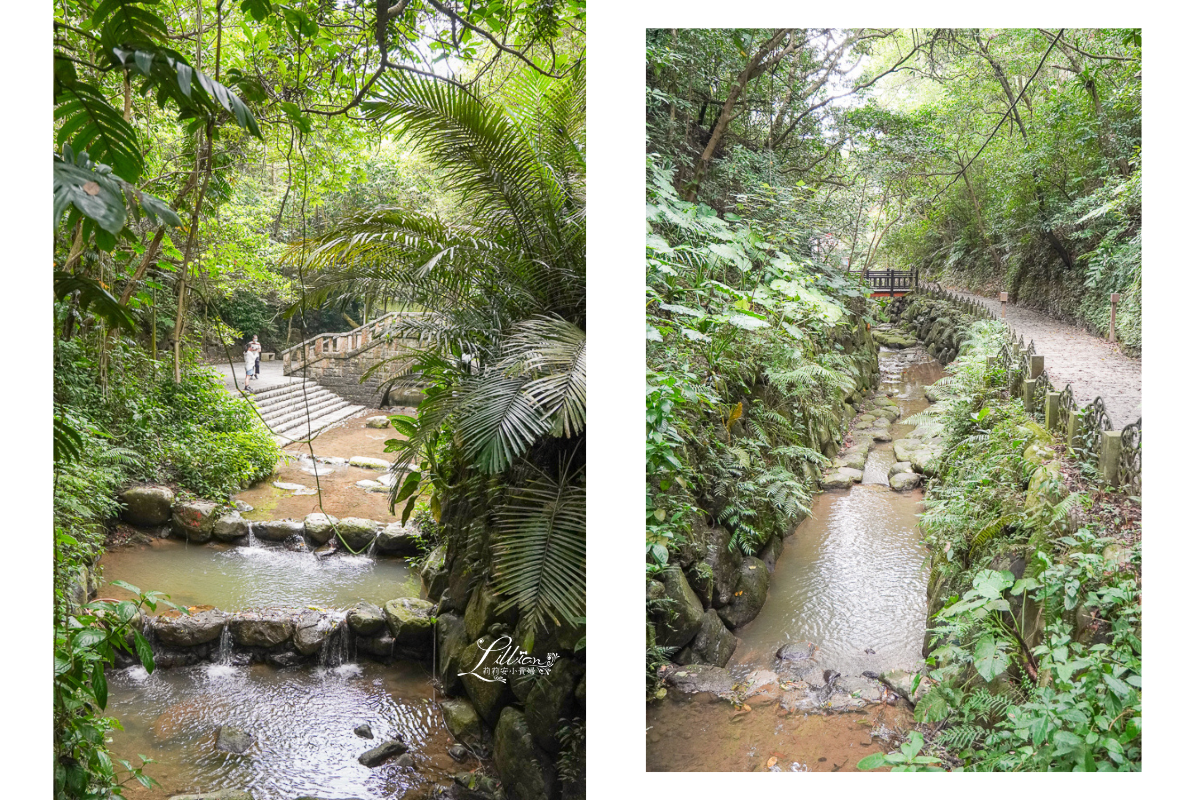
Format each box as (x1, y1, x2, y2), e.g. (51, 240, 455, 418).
(99, 418, 466, 799)
(646, 346, 945, 772)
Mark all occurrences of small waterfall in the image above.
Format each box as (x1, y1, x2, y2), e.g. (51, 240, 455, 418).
(143, 622, 161, 660)
(245, 523, 262, 548)
(320, 616, 352, 668)
(206, 622, 238, 677)
(365, 535, 378, 558)
(216, 623, 233, 665)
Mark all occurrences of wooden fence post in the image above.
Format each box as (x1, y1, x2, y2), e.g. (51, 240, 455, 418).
(1023, 379, 1037, 413)
(1000, 291, 1007, 318)
(1100, 430, 1121, 486)
(1046, 392, 1061, 432)
(1029, 355, 1044, 379)
(1067, 411, 1084, 450)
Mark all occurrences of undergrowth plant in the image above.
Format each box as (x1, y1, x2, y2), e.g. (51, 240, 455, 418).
(645, 158, 872, 691)
(916, 318, 1141, 771)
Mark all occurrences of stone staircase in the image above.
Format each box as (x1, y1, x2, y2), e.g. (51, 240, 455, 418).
(250, 379, 364, 446)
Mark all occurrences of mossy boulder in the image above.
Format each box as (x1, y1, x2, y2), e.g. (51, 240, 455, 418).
(338, 517, 381, 551)
(716, 557, 770, 629)
(699, 526, 742, 610)
(440, 697, 484, 746)
(436, 613, 470, 695)
(303, 512, 338, 545)
(171, 500, 219, 543)
(420, 544, 448, 599)
(652, 566, 705, 648)
(255, 518, 304, 542)
(525, 657, 584, 754)
(494, 707, 558, 800)
(376, 521, 422, 555)
(228, 610, 294, 648)
(293, 610, 337, 656)
(349, 456, 391, 470)
(820, 467, 863, 489)
(347, 602, 385, 636)
(384, 597, 435, 654)
(119, 485, 175, 527)
(212, 512, 249, 542)
(461, 634, 514, 726)
(889, 471, 923, 491)
(465, 581, 518, 640)
(677, 608, 737, 667)
(152, 609, 227, 647)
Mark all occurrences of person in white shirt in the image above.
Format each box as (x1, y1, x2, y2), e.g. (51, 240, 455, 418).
(249, 335, 262, 380)
(243, 344, 257, 391)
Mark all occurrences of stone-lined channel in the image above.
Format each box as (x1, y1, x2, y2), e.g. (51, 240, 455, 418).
(99, 418, 473, 799)
(647, 345, 945, 772)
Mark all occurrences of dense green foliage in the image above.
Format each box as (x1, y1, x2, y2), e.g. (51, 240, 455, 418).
(645, 158, 880, 688)
(646, 28, 1141, 352)
(53, 2, 586, 796)
(908, 315, 1141, 771)
(295, 59, 586, 636)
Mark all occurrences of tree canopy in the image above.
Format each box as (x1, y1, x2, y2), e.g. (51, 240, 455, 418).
(647, 27, 1141, 350)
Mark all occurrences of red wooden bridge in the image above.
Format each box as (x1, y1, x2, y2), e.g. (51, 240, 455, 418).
(860, 268, 918, 297)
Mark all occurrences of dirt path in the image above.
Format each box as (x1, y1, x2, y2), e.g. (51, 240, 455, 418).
(944, 287, 1142, 429)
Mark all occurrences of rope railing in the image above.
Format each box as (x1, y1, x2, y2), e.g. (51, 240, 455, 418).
(908, 283, 1141, 496)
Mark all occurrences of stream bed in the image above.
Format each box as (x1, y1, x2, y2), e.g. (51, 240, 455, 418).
(107, 660, 459, 800)
(647, 345, 945, 772)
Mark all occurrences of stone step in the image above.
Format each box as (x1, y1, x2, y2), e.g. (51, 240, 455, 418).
(251, 381, 323, 406)
(260, 398, 348, 431)
(253, 384, 337, 411)
(273, 403, 364, 445)
(249, 379, 310, 402)
(257, 390, 344, 425)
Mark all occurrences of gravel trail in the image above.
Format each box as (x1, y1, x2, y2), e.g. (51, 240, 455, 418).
(944, 287, 1142, 429)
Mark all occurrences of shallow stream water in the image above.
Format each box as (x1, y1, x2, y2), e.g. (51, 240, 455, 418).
(99, 539, 420, 611)
(107, 660, 459, 800)
(646, 345, 946, 772)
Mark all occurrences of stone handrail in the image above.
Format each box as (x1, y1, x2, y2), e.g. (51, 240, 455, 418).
(280, 311, 435, 368)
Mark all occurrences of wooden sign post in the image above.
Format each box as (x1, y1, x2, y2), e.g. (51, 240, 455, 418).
(999, 291, 1008, 319)
(1109, 293, 1120, 342)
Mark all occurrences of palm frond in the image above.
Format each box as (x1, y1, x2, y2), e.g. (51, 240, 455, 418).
(501, 315, 586, 438)
(492, 462, 586, 630)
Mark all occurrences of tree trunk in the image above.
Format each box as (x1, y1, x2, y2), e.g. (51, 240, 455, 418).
(684, 29, 795, 201)
(975, 33, 1074, 272)
(961, 166, 1005, 274)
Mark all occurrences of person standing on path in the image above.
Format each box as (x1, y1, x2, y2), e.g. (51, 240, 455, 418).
(242, 343, 257, 392)
(249, 335, 262, 380)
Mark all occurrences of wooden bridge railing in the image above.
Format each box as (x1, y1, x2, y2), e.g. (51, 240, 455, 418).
(860, 268, 918, 296)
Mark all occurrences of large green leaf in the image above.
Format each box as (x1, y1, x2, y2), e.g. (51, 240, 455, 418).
(501, 316, 586, 438)
(54, 83, 144, 182)
(55, 272, 138, 333)
(53, 158, 126, 234)
(492, 465, 586, 630)
(973, 634, 1010, 682)
(457, 376, 550, 474)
